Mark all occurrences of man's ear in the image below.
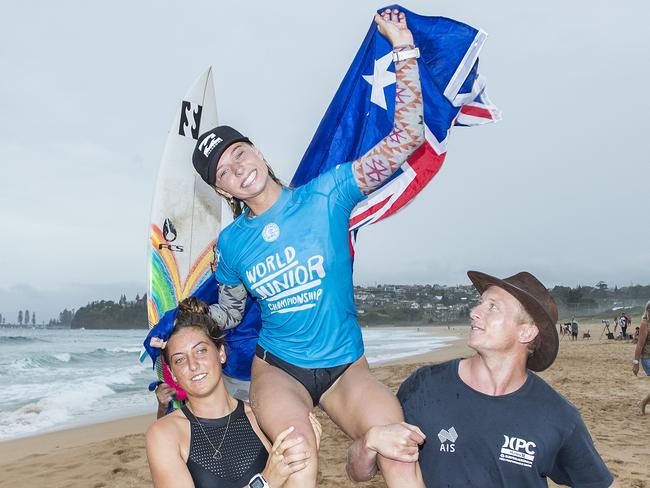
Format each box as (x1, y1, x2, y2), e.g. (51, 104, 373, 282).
(519, 323, 539, 345)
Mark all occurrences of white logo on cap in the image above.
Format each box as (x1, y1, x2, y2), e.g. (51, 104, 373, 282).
(198, 134, 223, 158)
(262, 223, 280, 242)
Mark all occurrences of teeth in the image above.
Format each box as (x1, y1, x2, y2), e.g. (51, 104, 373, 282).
(242, 170, 257, 188)
(192, 373, 207, 381)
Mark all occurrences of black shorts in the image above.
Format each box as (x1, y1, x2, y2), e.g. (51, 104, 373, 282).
(255, 345, 352, 406)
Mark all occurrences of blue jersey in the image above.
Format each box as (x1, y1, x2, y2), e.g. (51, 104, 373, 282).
(215, 163, 365, 368)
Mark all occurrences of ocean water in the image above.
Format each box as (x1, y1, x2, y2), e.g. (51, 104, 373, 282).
(0, 327, 456, 441)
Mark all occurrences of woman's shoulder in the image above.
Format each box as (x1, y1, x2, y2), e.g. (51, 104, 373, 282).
(145, 409, 188, 446)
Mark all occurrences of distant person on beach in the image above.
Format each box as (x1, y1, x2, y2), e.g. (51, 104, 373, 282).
(145, 298, 321, 488)
(618, 314, 628, 340)
(351, 270, 617, 487)
(175, 9, 427, 487)
(632, 300, 650, 415)
(571, 319, 579, 341)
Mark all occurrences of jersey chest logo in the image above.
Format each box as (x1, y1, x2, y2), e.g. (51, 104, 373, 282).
(262, 223, 280, 242)
(499, 434, 536, 468)
(437, 426, 458, 453)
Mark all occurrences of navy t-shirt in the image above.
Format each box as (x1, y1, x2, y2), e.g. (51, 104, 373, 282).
(397, 359, 613, 487)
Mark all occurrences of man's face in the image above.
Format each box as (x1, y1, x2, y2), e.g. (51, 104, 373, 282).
(468, 286, 530, 354)
(213, 142, 269, 201)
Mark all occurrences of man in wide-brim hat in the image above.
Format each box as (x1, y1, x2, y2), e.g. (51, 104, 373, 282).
(347, 270, 618, 487)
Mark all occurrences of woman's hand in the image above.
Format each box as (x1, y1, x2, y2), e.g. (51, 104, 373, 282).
(150, 337, 167, 349)
(262, 426, 311, 487)
(633, 362, 640, 376)
(374, 8, 414, 48)
(155, 383, 176, 414)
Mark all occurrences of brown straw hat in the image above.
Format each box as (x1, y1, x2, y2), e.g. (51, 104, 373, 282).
(467, 270, 559, 372)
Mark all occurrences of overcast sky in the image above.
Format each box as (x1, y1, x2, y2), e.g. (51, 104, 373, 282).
(1, 1, 648, 322)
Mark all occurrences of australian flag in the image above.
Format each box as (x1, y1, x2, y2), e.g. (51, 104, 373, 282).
(292, 5, 500, 252)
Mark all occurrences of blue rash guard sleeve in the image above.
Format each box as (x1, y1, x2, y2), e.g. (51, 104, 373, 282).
(215, 233, 242, 286)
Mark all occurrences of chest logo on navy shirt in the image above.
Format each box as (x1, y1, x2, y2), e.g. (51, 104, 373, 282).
(437, 427, 458, 453)
(499, 435, 536, 468)
(262, 223, 281, 242)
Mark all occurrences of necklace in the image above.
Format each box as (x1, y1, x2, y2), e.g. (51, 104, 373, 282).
(186, 402, 234, 461)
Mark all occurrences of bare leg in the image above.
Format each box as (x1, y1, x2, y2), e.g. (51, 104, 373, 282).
(249, 357, 318, 488)
(320, 356, 423, 487)
(640, 390, 650, 415)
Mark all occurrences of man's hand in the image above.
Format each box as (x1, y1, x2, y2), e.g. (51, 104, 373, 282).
(374, 8, 414, 48)
(633, 362, 640, 376)
(365, 422, 426, 463)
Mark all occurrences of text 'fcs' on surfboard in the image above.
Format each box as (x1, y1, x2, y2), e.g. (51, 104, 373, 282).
(158, 243, 184, 252)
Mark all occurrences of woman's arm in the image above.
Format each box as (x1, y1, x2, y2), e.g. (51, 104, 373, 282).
(209, 284, 247, 330)
(145, 420, 195, 488)
(352, 9, 425, 194)
(243, 420, 321, 488)
(633, 319, 648, 375)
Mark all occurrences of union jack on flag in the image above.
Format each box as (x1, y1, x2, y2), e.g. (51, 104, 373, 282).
(292, 5, 500, 254)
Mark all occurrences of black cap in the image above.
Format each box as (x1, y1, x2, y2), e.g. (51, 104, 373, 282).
(192, 126, 251, 185)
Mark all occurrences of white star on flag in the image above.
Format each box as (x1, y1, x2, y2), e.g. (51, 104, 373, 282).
(362, 52, 396, 110)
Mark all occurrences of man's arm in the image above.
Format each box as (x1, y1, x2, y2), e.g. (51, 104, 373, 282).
(352, 9, 425, 195)
(209, 283, 247, 330)
(346, 423, 425, 482)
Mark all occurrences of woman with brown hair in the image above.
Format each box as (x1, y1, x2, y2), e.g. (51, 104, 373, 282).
(632, 300, 650, 415)
(145, 298, 320, 487)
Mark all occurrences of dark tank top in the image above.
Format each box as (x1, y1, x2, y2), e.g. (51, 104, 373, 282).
(181, 400, 268, 488)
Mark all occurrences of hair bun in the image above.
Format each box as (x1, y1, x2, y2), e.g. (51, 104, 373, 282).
(178, 296, 210, 315)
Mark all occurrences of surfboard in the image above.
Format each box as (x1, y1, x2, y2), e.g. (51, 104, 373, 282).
(144, 67, 252, 402)
(147, 67, 220, 331)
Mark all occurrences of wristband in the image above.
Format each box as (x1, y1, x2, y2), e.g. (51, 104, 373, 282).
(249, 473, 270, 488)
(393, 47, 420, 63)
(633, 359, 640, 365)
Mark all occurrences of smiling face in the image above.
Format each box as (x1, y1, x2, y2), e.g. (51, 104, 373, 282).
(468, 286, 538, 358)
(213, 142, 271, 201)
(166, 326, 226, 398)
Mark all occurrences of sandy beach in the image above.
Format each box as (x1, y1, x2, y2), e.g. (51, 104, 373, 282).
(1, 323, 649, 487)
